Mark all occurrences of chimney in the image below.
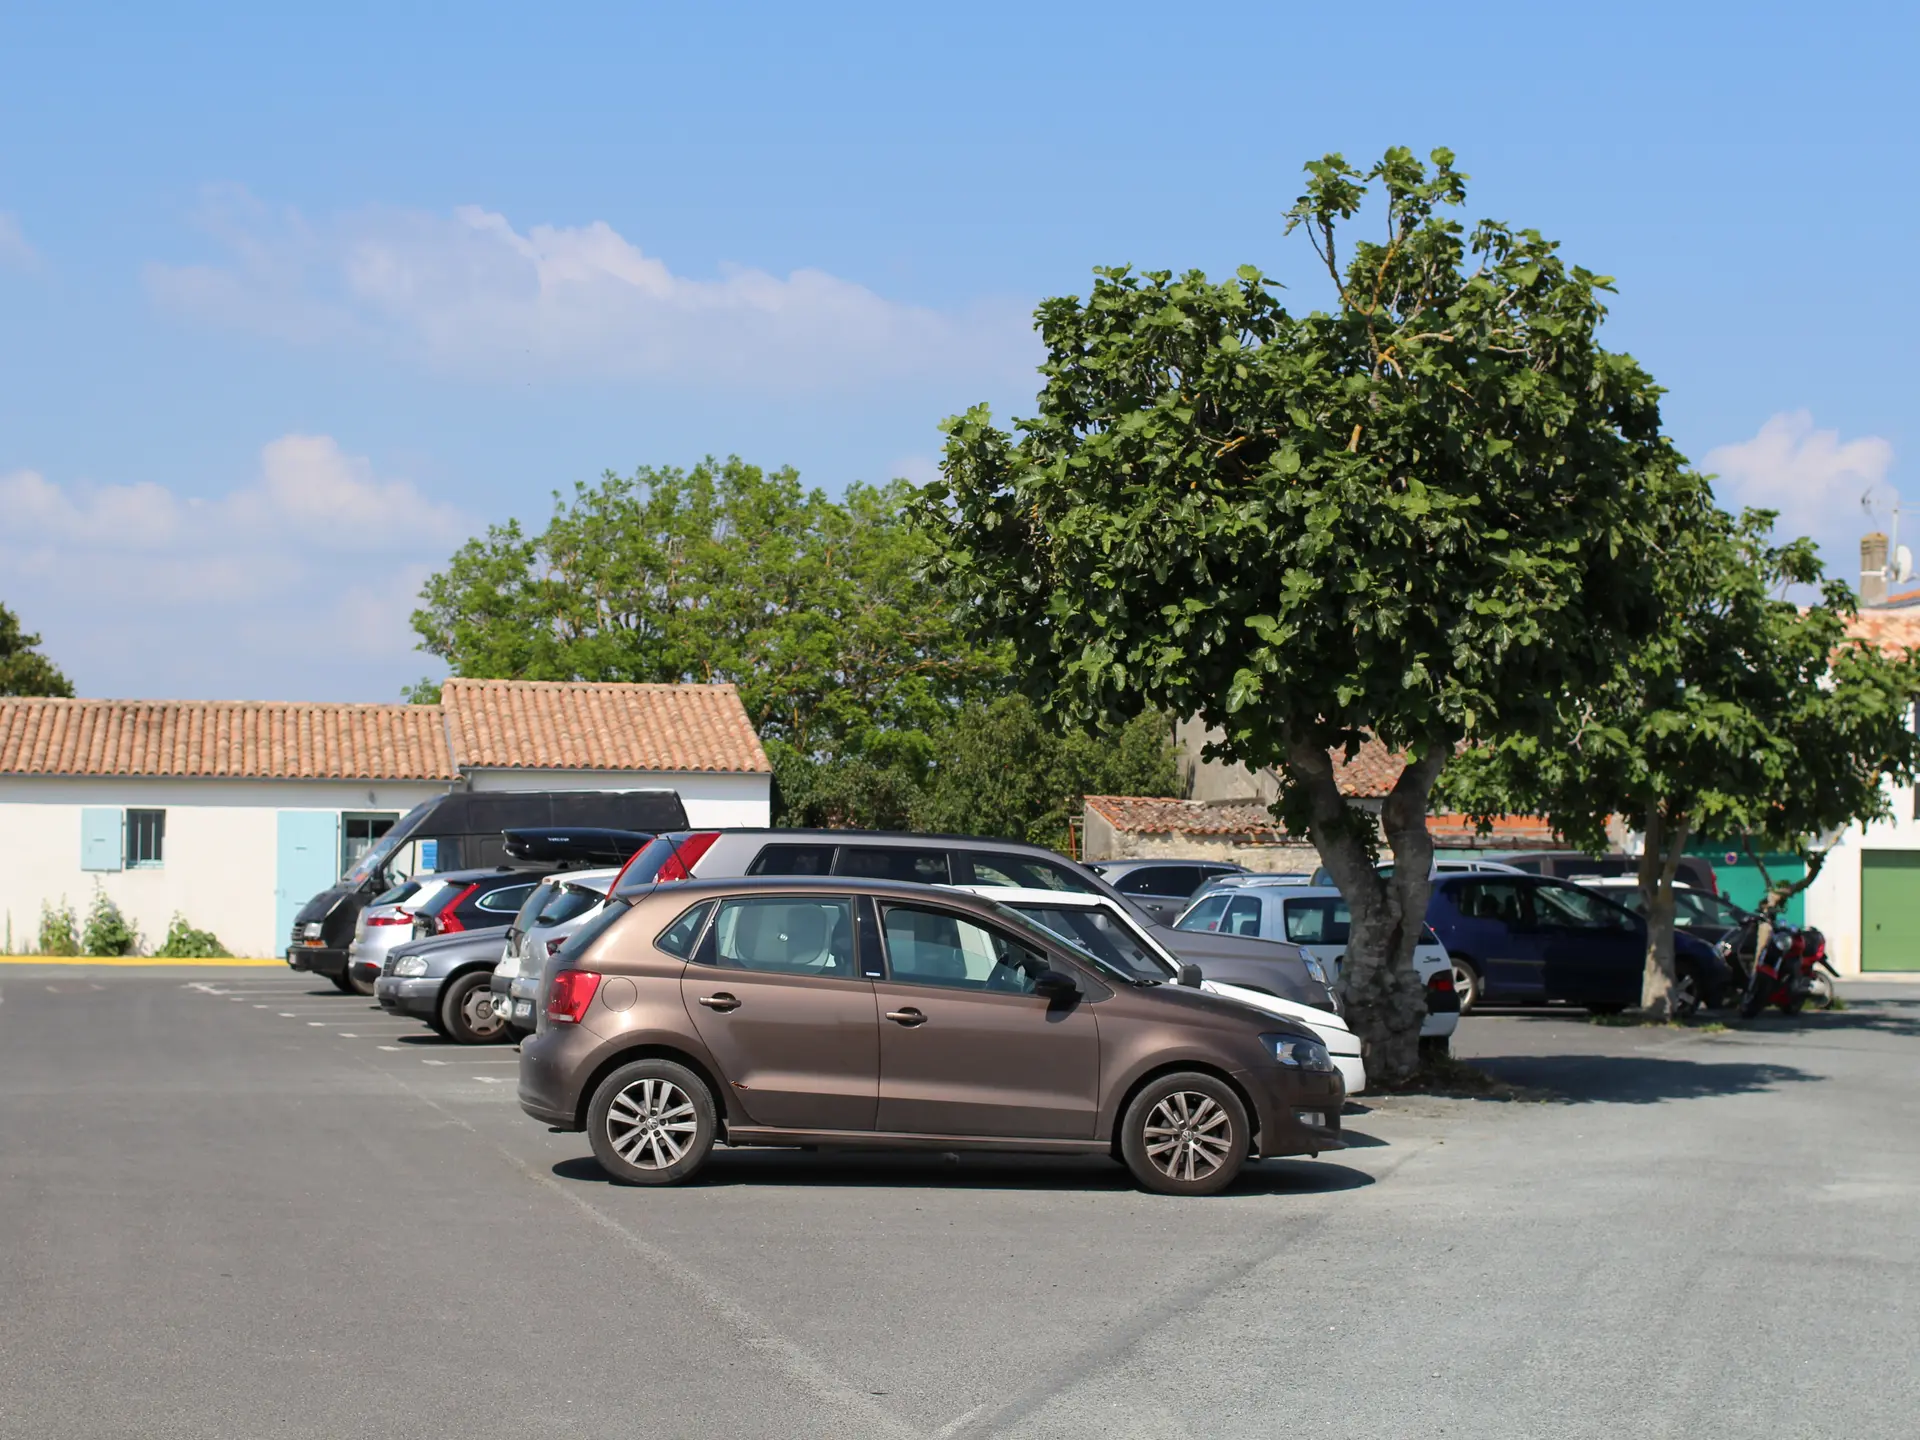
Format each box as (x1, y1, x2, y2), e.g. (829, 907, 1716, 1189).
(1862, 531, 1890, 606)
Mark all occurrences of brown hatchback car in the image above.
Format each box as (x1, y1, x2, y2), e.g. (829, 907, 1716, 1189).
(518, 878, 1345, 1195)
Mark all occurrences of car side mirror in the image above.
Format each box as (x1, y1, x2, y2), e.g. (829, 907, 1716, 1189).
(1175, 963, 1203, 988)
(1033, 968, 1080, 998)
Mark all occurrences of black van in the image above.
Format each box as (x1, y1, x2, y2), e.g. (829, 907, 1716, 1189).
(287, 789, 688, 991)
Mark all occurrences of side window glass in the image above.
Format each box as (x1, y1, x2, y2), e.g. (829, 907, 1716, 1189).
(477, 883, 537, 914)
(657, 901, 715, 959)
(1454, 880, 1527, 928)
(834, 847, 951, 884)
(1175, 894, 1230, 932)
(711, 897, 856, 977)
(1222, 895, 1264, 936)
(1284, 901, 1327, 943)
(749, 844, 836, 876)
(880, 905, 1050, 993)
(961, 854, 1090, 892)
(1115, 869, 1162, 895)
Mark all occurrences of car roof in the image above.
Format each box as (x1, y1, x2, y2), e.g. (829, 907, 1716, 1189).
(690, 827, 1076, 857)
(1090, 858, 1241, 871)
(422, 865, 549, 884)
(942, 884, 1109, 907)
(627, 874, 1050, 909)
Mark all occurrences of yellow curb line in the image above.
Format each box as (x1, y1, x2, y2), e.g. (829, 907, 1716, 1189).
(0, 956, 286, 967)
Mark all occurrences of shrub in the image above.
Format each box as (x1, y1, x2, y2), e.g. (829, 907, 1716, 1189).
(38, 898, 79, 956)
(153, 915, 230, 959)
(81, 886, 139, 957)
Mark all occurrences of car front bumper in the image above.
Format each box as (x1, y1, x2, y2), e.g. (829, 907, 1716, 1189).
(286, 945, 346, 978)
(374, 975, 442, 1019)
(1235, 1064, 1346, 1159)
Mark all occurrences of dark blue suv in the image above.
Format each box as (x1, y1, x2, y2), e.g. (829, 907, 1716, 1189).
(1428, 874, 1731, 1016)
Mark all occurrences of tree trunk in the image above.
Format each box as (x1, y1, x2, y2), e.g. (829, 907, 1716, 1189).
(1286, 740, 1444, 1086)
(1636, 806, 1691, 1019)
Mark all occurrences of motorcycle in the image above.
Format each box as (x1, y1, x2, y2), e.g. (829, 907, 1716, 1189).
(1727, 916, 1833, 1018)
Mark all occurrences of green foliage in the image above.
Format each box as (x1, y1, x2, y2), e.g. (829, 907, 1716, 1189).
(413, 457, 1176, 847)
(82, 886, 139, 957)
(1, 601, 74, 697)
(38, 898, 79, 956)
(923, 146, 1688, 1081)
(404, 678, 444, 704)
(153, 914, 231, 958)
(413, 456, 1005, 759)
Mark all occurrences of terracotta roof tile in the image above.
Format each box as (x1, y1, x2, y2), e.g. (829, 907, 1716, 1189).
(1843, 608, 1920, 656)
(1084, 796, 1290, 838)
(0, 698, 457, 780)
(1329, 739, 1405, 798)
(441, 679, 769, 774)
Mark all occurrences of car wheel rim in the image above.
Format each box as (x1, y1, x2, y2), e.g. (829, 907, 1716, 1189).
(606, 1078, 700, 1170)
(1453, 964, 1477, 1008)
(462, 987, 504, 1037)
(1142, 1091, 1233, 1183)
(1674, 973, 1698, 1011)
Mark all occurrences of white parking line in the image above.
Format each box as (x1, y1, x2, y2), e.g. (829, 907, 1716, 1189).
(307, 1022, 326, 1027)
(338, 1033, 358, 1038)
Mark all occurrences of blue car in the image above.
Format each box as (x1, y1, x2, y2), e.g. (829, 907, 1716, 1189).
(1427, 874, 1732, 1016)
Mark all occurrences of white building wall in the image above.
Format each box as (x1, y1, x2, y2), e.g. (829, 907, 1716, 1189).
(1800, 777, 1920, 976)
(0, 776, 450, 958)
(0, 768, 770, 957)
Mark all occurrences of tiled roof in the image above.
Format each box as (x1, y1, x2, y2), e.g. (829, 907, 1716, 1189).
(0, 680, 768, 779)
(1427, 813, 1560, 847)
(441, 679, 769, 774)
(1084, 796, 1289, 838)
(1329, 739, 1405, 798)
(1843, 607, 1920, 656)
(0, 698, 457, 780)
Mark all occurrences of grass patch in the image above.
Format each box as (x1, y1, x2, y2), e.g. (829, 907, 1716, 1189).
(1379, 1053, 1556, 1103)
(1588, 1012, 1727, 1032)
(1826, 996, 1849, 1012)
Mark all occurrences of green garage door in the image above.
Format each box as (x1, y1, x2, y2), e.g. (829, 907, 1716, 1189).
(1861, 851, 1920, 972)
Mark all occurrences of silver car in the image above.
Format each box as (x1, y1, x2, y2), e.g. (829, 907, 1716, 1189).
(490, 868, 619, 1038)
(344, 876, 451, 991)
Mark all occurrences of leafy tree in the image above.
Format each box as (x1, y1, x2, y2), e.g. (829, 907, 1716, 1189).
(1, 602, 74, 697)
(1445, 508, 1920, 1014)
(923, 148, 1697, 1082)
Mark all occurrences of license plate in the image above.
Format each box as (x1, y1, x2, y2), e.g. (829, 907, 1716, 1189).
(513, 1000, 533, 1019)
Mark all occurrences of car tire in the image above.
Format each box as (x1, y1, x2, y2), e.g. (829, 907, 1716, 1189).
(439, 971, 510, 1044)
(1118, 1072, 1249, 1197)
(1451, 958, 1483, 1014)
(587, 1059, 718, 1186)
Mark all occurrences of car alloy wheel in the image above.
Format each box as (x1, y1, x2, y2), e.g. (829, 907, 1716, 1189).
(1672, 969, 1702, 1019)
(440, 971, 509, 1044)
(587, 1058, 718, 1186)
(1451, 959, 1482, 1014)
(1119, 1072, 1248, 1196)
(1144, 1091, 1233, 1183)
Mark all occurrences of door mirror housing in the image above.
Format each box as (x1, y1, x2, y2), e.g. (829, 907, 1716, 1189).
(1175, 963, 1203, 988)
(1032, 968, 1080, 998)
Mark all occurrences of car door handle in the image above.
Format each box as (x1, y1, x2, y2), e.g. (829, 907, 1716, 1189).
(884, 1007, 927, 1027)
(698, 993, 741, 1012)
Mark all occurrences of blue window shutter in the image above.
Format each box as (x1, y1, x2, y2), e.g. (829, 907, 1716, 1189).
(81, 809, 124, 871)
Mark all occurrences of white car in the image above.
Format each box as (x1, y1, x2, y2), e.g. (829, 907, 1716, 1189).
(945, 884, 1367, 1094)
(490, 867, 621, 1035)
(1174, 883, 1459, 1043)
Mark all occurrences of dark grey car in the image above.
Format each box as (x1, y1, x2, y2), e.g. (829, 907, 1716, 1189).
(375, 926, 512, 1043)
(601, 830, 1338, 1013)
(1086, 859, 1249, 926)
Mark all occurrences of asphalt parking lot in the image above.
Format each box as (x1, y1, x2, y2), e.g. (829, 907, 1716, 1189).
(2, 968, 1916, 1440)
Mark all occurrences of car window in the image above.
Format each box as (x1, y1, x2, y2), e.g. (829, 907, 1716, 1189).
(656, 901, 715, 959)
(1450, 879, 1529, 928)
(512, 880, 558, 932)
(1532, 882, 1636, 931)
(1113, 866, 1200, 897)
(833, 846, 951, 884)
(372, 879, 422, 907)
(1012, 905, 1170, 983)
(538, 884, 604, 928)
(1174, 894, 1231, 932)
(1283, 897, 1351, 945)
(880, 904, 1051, 993)
(748, 843, 836, 877)
(960, 853, 1092, 892)
(711, 897, 857, 977)
(1219, 895, 1264, 936)
(1608, 888, 1649, 917)
(476, 883, 538, 915)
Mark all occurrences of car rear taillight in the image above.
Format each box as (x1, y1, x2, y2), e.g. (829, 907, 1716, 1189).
(1427, 971, 1456, 995)
(424, 882, 481, 936)
(547, 969, 602, 1024)
(366, 912, 412, 927)
(654, 832, 720, 883)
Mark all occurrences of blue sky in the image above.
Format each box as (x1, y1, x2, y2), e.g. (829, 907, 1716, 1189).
(3, 0, 1915, 700)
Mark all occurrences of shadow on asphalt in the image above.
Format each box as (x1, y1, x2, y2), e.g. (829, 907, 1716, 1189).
(550, 1151, 1377, 1196)
(1473, 1052, 1817, 1104)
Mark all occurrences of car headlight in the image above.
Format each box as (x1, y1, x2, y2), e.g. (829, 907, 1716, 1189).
(393, 956, 429, 978)
(1302, 956, 1328, 985)
(1263, 1033, 1335, 1072)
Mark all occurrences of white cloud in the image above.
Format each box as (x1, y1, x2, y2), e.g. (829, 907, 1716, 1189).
(1705, 411, 1897, 572)
(145, 189, 1034, 391)
(0, 436, 464, 699)
(0, 212, 36, 268)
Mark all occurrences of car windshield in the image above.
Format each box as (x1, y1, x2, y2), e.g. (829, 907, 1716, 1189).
(979, 900, 1144, 984)
(341, 799, 436, 886)
(1004, 902, 1174, 983)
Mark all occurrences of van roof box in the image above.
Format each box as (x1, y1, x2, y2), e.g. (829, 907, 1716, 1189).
(501, 827, 654, 866)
